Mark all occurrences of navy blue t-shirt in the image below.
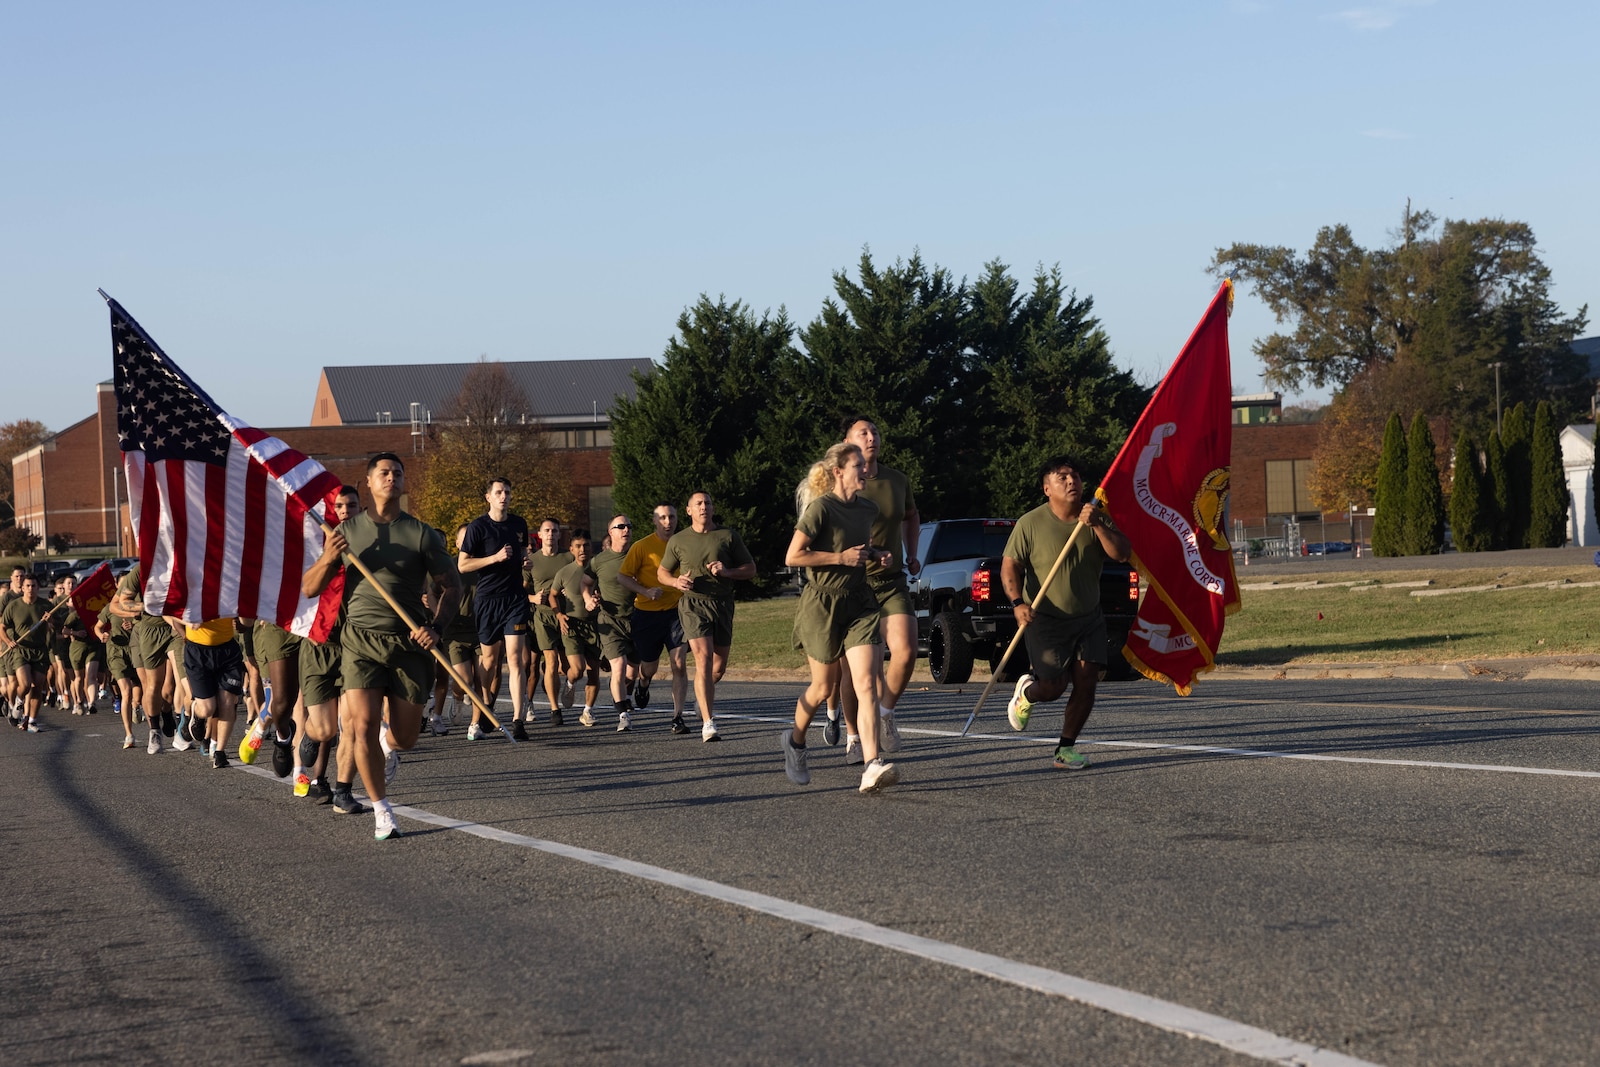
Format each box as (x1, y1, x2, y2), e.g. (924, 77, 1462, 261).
(461, 512, 531, 601)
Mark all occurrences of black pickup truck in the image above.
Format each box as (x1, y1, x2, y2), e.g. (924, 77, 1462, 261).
(908, 518, 1141, 684)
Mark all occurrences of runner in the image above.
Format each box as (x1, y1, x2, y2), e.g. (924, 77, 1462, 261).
(553, 528, 603, 725)
(97, 600, 142, 748)
(241, 617, 302, 778)
(293, 484, 363, 802)
(780, 442, 898, 791)
(0, 566, 22, 718)
(237, 617, 265, 724)
(590, 514, 638, 731)
(63, 591, 102, 715)
(457, 478, 533, 740)
(833, 417, 920, 758)
(525, 517, 572, 726)
(1001, 455, 1131, 770)
(302, 452, 460, 841)
(657, 491, 757, 741)
(619, 503, 690, 733)
(111, 562, 177, 754)
(435, 525, 480, 738)
(1, 575, 50, 732)
(182, 613, 245, 768)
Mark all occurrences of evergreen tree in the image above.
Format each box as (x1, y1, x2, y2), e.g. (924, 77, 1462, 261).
(1401, 412, 1445, 555)
(609, 296, 802, 594)
(1371, 413, 1408, 556)
(1592, 429, 1600, 547)
(1448, 433, 1492, 552)
(1527, 401, 1569, 547)
(968, 263, 1149, 518)
(1500, 402, 1532, 547)
(1485, 430, 1510, 549)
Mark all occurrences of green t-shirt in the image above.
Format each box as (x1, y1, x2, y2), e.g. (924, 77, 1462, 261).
(338, 511, 454, 635)
(99, 602, 134, 647)
(859, 464, 916, 577)
(524, 551, 572, 617)
(1002, 503, 1110, 619)
(589, 548, 631, 617)
(660, 526, 754, 602)
(796, 494, 879, 593)
(2, 597, 50, 650)
(443, 569, 479, 643)
(553, 560, 597, 621)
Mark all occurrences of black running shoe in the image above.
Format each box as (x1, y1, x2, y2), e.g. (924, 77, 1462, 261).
(211, 749, 229, 769)
(670, 715, 690, 735)
(271, 736, 294, 779)
(511, 720, 528, 742)
(823, 713, 841, 747)
(315, 779, 335, 805)
(298, 734, 319, 769)
(160, 709, 177, 738)
(634, 678, 650, 709)
(331, 790, 365, 815)
(550, 709, 564, 728)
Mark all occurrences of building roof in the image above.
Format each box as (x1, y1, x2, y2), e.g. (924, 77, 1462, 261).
(321, 358, 655, 426)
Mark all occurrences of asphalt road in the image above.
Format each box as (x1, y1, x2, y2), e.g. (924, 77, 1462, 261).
(3, 676, 1598, 1066)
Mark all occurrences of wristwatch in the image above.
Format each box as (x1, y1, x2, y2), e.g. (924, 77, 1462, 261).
(1010, 597, 1026, 608)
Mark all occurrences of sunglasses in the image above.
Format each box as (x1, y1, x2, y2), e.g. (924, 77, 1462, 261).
(612, 523, 631, 529)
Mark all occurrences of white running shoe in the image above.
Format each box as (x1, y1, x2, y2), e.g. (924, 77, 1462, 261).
(384, 748, 400, 786)
(467, 722, 485, 741)
(374, 807, 399, 841)
(579, 707, 596, 727)
(701, 719, 720, 742)
(878, 709, 902, 753)
(844, 734, 864, 765)
(616, 711, 632, 732)
(122, 734, 136, 750)
(781, 730, 811, 785)
(859, 758, 898, 793)
(147, 730, 163, 755)
(559, 676, 574, 709)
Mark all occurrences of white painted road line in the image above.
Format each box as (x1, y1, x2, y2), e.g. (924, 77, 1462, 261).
(232, 760, 1381, 1065)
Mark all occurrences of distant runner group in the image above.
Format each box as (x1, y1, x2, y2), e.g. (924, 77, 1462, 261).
(2, 416, 1128, 840)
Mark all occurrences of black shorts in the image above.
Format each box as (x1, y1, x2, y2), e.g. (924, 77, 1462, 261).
(474, 594, 530, 647)
(631, 608, 683, 663)
(183, 640, 245, 701)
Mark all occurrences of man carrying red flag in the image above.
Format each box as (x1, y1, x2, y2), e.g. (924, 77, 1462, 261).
(1095, 280, 1241, 695)
(1001, 456, 1130, 770)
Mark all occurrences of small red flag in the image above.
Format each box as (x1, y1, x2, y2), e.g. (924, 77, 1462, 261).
(1096, 281, 1241, 694)
(69, 563, 119, 634)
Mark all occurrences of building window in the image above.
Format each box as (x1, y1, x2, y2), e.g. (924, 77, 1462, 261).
(588, 485, 614, 536)
(1265, 459, 1316, 516)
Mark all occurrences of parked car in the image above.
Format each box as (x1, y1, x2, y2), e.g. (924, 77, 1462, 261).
(31, 558, 81, 583)
(909, 518, 1141, 684)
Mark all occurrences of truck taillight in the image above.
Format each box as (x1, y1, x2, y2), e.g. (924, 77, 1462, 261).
(971, 566, 991, 603)
(1129, 570, 1140, 601)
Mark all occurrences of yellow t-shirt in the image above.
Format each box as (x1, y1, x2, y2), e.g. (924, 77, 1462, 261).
(185, 617, 237, 646)
(619, 533, 682, 612)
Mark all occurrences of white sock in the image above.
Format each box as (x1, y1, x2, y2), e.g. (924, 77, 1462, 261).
(373, 797, 393, 815)
(880, 705, 894, 718)
(379, 724, 393, 756)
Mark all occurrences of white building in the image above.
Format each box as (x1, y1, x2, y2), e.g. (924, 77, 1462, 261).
(1561, 424, 1598, 546)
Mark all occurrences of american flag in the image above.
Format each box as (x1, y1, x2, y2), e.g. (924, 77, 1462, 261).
(106, 292, 343, 639)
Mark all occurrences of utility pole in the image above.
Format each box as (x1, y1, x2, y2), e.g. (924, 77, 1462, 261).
(1488, 362, 1505, 434)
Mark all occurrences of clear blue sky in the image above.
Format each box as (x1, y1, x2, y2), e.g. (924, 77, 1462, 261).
(3, 0, 1594, 433)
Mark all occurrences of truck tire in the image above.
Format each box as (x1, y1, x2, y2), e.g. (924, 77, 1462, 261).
(928, 610, 974, 685)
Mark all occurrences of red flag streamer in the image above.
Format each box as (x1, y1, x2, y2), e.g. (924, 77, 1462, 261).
(1096, 281, 1241, 694)
(68, 562, 119, 633)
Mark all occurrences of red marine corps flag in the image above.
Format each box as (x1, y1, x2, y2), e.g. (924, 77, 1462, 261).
(1095, 280, 1241, 695)
(103, 292, 344, 639)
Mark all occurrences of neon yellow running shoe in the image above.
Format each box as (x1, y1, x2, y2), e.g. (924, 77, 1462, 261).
(238, 721, 265, 765)
(293, 771, 311, 798)
(1052, 744, 1090, 770)
(1006, 674, 1035, 732)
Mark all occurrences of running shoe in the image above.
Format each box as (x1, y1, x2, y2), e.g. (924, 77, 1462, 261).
(633, 678, 650, 709)
(670, 715, 690, 735)
(314, 779, 334, 805)
(332, 789, 365, 815)
(467, 722, 485, 741)
(374, 807, 399, 841)
(616, 711, 632, 732)
(701, 719, 720, 743)
(844, 735, 864, 766)
(238, 722, 265, 765)
(559, 676, 574, 710)
(429, 714, 449, 736)
(550, 709, 565, 728)
(511, 720, 528, 742)
(294, 772, 312, 798)
(878, 710, 902, 753)
(823, 707, 841, 747)
(123, 734, 136, 750)
(211, 749, 229, 769)
(298, 735, 319, 770)
(113, 695, 122, 716)
(147, 729, 163, 755)
(25, 720, 39, 733)
(86, 704, 97, 715)
(780, 730, 811, 785)
(859, 758, 898, 793)
(172, 716, 195, 752)
(383, 742, 400, 786)
(271, 736, 294, 778)
(1052, 744, 1090, 770)
(1007, 674, 1035, 732)
(134, 705, 145, 724)
(160, 709, 176, 738)
(578, 707, 596, 727)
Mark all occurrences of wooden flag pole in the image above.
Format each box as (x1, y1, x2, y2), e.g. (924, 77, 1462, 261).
(961, 509, 1099, 738)
(319, 522, 516, 744)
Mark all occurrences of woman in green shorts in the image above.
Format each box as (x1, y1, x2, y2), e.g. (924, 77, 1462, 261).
(779, 442, 898, 793)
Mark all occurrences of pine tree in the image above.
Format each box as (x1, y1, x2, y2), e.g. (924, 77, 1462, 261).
(1485, 430, 1511, 549)
(1401, 413, 1445, 555)
(1592, 428, 1600, 546)
(1527, 401, 1569, 547)
(1501, 402, 1532, 547)
(1371, 413, 1408, 556)
(1448, 433, 1491, 551)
